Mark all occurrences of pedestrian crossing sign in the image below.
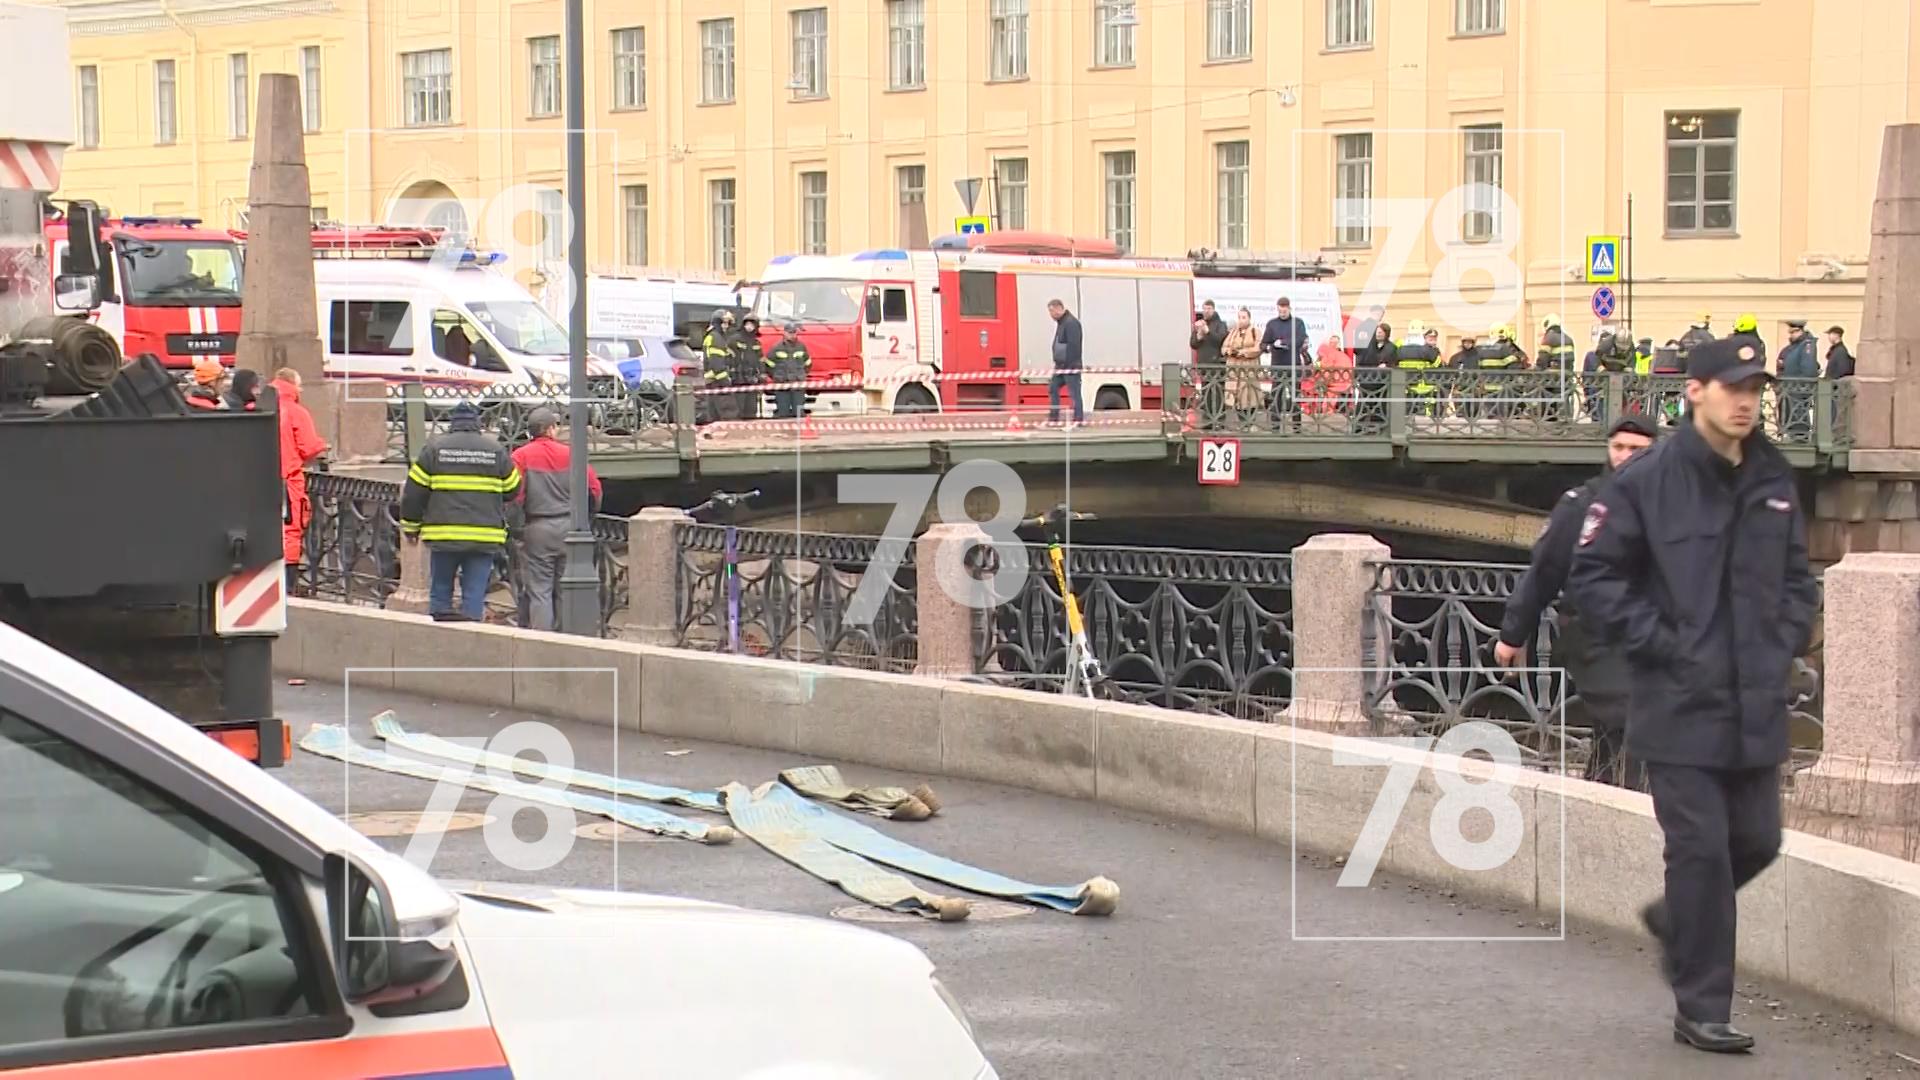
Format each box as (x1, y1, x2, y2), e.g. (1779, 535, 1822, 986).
(1586, 235, 1621, 283)
(956, 216, 990, 236)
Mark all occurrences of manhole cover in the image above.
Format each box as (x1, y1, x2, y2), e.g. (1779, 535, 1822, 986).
(345, 810, 492, 837)
(573, 821, 673, 843)
(830, 899, 1035, 924)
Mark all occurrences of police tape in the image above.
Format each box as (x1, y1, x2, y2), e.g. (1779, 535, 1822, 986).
(671, 412, 1167, 435)
(690, 366, 1152, 397)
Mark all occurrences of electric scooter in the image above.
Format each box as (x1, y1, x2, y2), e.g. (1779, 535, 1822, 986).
(686, 489, 760, 654)
(1028, 504, 1111, 699)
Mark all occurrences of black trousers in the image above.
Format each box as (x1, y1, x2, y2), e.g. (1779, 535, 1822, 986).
(1646, 763, 1782, 1024)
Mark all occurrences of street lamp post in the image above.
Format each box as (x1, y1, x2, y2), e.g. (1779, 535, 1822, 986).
(556, 0, 599, 636)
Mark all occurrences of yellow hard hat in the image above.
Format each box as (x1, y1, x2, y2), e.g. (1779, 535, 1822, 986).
(1488, 321, 1505, 337)
(1406, 319, 1426, 335)
(1734, 313, 1758, 332)
(1542, 314, 1561, 330)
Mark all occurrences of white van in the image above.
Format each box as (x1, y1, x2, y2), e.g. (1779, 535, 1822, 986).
(1189, 278, 1347, 353)
(565, 270, 747, 344)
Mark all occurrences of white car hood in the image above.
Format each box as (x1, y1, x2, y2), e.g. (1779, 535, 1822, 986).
(445, 882, 988, 1080)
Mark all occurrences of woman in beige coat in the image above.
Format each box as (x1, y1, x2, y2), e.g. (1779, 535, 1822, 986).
(1221, 307, 1264, 412)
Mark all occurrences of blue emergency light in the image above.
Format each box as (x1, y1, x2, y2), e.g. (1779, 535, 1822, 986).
(767, 254, 799, 265)
(851, 249, 909, 262)
(121, 216, 204, 228)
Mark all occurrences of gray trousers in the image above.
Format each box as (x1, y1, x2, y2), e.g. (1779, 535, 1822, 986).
(521, 516, 571, 632)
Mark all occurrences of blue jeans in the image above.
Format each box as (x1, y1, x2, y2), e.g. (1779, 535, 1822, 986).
(429, 547, 496, 620)
(1048, 370, 1084, 422)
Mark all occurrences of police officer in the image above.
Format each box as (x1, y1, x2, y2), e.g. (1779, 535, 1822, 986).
(766, 321, 812, 419)
(1776, 319, 1819, 438)
(700, 311, 738, 423)
(1567, 337, 1820, 1055)
(1494, 415, 1657, 787)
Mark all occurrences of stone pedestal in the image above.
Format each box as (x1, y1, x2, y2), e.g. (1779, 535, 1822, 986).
(387, 536, 431, 614)
(627, 508, 692, 646)
(1794, 553, 1920, 823)
(329, 380, 391, 464)
(1285, 533, 1391, 733)
(913, 522, 991, 679)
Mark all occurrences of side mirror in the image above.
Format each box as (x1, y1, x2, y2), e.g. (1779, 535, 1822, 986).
(53, 274, 99, 312)
(64, 202, 102, 276)
(863, 293, 882, 326)
(323, 852, 458, 1006)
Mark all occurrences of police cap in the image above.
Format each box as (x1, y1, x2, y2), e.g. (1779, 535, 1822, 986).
(1607, 415, 1658, 441)
(1685, 337, 1774, 385)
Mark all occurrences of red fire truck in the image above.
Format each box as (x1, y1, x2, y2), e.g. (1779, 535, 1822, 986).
(44, 212, 246, 371)
(747, 232, 1342, 415)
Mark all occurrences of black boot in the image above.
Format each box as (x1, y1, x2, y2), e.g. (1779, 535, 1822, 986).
(1673, 1016, 1754, 1053)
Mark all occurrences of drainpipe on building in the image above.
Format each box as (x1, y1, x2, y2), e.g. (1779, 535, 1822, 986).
(157, 0, 204, 218)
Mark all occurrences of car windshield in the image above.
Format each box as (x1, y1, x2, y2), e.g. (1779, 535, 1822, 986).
(755, 279, 862, 325)
(588, 338, 640, 361)
(118, 240, 244, 307)
(468, 301, 571, 356)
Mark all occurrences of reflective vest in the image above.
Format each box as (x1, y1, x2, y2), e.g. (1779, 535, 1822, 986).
(1395, 343, 1440, 395)
(1634, 346, 1653, 376)
(766, 341, 811, 383)
(400, 427, 522, 549)
(1541, 328, 1577, 370)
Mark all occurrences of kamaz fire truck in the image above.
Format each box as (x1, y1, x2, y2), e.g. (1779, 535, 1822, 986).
(746, 231, 1343, 415)
(44, 212, 246, 371)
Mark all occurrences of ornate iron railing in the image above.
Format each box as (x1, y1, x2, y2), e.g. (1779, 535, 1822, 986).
(673, 525, 918, 671)
(1365, 558, 1826, 772)
(974, 544, 1295, 720)
(385, 381, 677, 463)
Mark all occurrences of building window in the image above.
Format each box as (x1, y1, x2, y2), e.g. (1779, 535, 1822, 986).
(529, 36, 561, 117)
(991, 0, 1029, 80)
(959, 271, 998, 318)
(1103, 150, 1136, 254)
(701, 19, 735, 104)
(401, 48, 453, 127)
(622, 184, 648, 266)
(228, 54, 249, 138)
(536, 188, 565, 260)
(896, 164, 926, 246)
(1328, 0, 1372, 48)
(1333, 132, 1374, 246)
(800, 171, 829, 255)
(1216, 141, 1250, 250)
(897, 164, 926, 208)
(994, 157, 1028, 230)
(1456, 0, 1504, 35)
(1094, 1, 1136, 68)
(301, 46, 322, 131)
(77, 66, 99, 149)
(790, 8, 828, 99)
(1462, 123, 1504, 241)
(1666, 111, 1738, 235)
(887, 0, 926, 91)
(710, 178, 737, 273)
(1207, 0, 1252, 61)
(611, 27, 645, 110)
(153, 60, 177, 145)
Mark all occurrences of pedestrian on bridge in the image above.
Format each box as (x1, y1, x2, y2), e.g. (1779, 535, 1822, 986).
(1046, 299, 1084, 426)
(1494, 414, 1656, 789)
(401, 401, 523, 623)
(1567, 337, 1820, 1055)
(510, 406, 602, 631)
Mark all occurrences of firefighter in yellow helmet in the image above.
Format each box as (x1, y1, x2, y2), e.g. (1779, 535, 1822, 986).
(1396, 318, 1442, 416)
(1473, 321, 1530, 418)
(1728, 312, 1766, 362)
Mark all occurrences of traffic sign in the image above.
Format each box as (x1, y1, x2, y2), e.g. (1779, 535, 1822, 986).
(955, 178, 983, 214)
(1591, 286, 1617, 320)
(1586, 235, 1621, 283)
(1198, 438, 1241, 486)
(955, 216, 990, 236)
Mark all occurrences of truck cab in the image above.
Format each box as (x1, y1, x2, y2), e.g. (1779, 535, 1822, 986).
(46, 214, 246, 371)
(750, 250, 942, 415)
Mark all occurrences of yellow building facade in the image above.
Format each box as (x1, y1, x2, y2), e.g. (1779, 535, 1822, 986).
(49, 0, 1920, 347)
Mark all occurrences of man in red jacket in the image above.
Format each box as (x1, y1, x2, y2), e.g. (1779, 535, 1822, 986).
(511, 406, 602, 631)
(272, 367, 329, 585)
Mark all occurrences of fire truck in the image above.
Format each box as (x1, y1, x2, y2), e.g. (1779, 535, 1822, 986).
(747, 232, 1343, 415)
(44, 213, 246, 371)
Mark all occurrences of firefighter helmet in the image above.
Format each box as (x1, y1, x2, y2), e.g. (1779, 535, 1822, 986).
(1734, 313, 1758, 333)
(1542, 314, 1562, 331)
(1406, 319, 1426, 336)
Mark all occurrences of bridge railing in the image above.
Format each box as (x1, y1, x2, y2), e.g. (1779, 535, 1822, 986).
(1166, 365, 1855, 452)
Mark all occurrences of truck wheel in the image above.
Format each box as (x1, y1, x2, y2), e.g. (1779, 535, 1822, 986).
(894, 384, 938, 414)
(1094, 388, 1130, 411)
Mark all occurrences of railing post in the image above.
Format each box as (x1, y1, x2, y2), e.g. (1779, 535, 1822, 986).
(387, 533, 432, 614)
(1816, 378, 1836, 456)
(627, 507, 692, 646)
(1604, 372, 1625, 429)
(403, 382, 426, 463)
(1161, 362, 1185, 437)
(914, 522, 992, 679)
(1286, 534, 1391, 733)
(673, 376, 699, 458)
(1387, 368, 1410, 447)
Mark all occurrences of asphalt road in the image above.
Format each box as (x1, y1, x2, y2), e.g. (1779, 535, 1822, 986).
(281, 681, 1920, 1079)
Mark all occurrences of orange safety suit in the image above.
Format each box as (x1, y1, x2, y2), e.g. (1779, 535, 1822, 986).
(273, 377, 329, 565)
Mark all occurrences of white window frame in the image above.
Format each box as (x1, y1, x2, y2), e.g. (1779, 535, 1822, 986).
(228, 53, 249, 139)
(536, 188, 565, 261)
(300, 45, 323, 132)
(1103, 149, 1136, 254)
(1327, 0, 1372, 49)
(1215, 141, 1250, 251)
(154, 59, 177, 145)
(1333, 132, 1374, 247)
(887, 0, 926, 91)
(77, 65, 100, 149)
(990, 0, 1030, 81)
(994, 156, 1028, 230)
(701, 19, 736, 104)
(1665, 111, 1739, 236)
(401, 48, 453, 127)
(1456, 0, 1504, 36)
(800, 171, 829, 255)
(896, 164, 926, 208)
(710, 178, 737, 273)
(529, 35, 561, 118)
(1462, 123, 1504, 242)
(1094, 0, 1137, 69)
(790, 8, 828, 100)
(611, 27, 646, 111)
(1207, 0, 1253, 61)
(622, 183, 648, 266)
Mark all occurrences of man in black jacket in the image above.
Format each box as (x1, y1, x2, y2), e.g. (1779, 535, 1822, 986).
(1567, 337, 1820, 1055)
(1260, 298, 1312, 431)
(1046, 299, 1085, 425)
(401, 401, 523, 622)
(1191, 300, 1229, 420)
(1495, 415, 1657, 787)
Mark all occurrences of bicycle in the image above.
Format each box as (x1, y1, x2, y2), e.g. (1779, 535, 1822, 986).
(1025, 504, 1112, 700)
(686, 489, 760, 655)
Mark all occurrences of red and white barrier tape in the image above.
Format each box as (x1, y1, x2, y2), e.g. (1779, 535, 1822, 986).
(691, 366, 1152, 397)
(673, 412, 1167, 437)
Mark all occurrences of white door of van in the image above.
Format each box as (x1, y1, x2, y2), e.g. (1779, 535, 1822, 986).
(321, 296, 418, 385)
(429, 307, 519, 386)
